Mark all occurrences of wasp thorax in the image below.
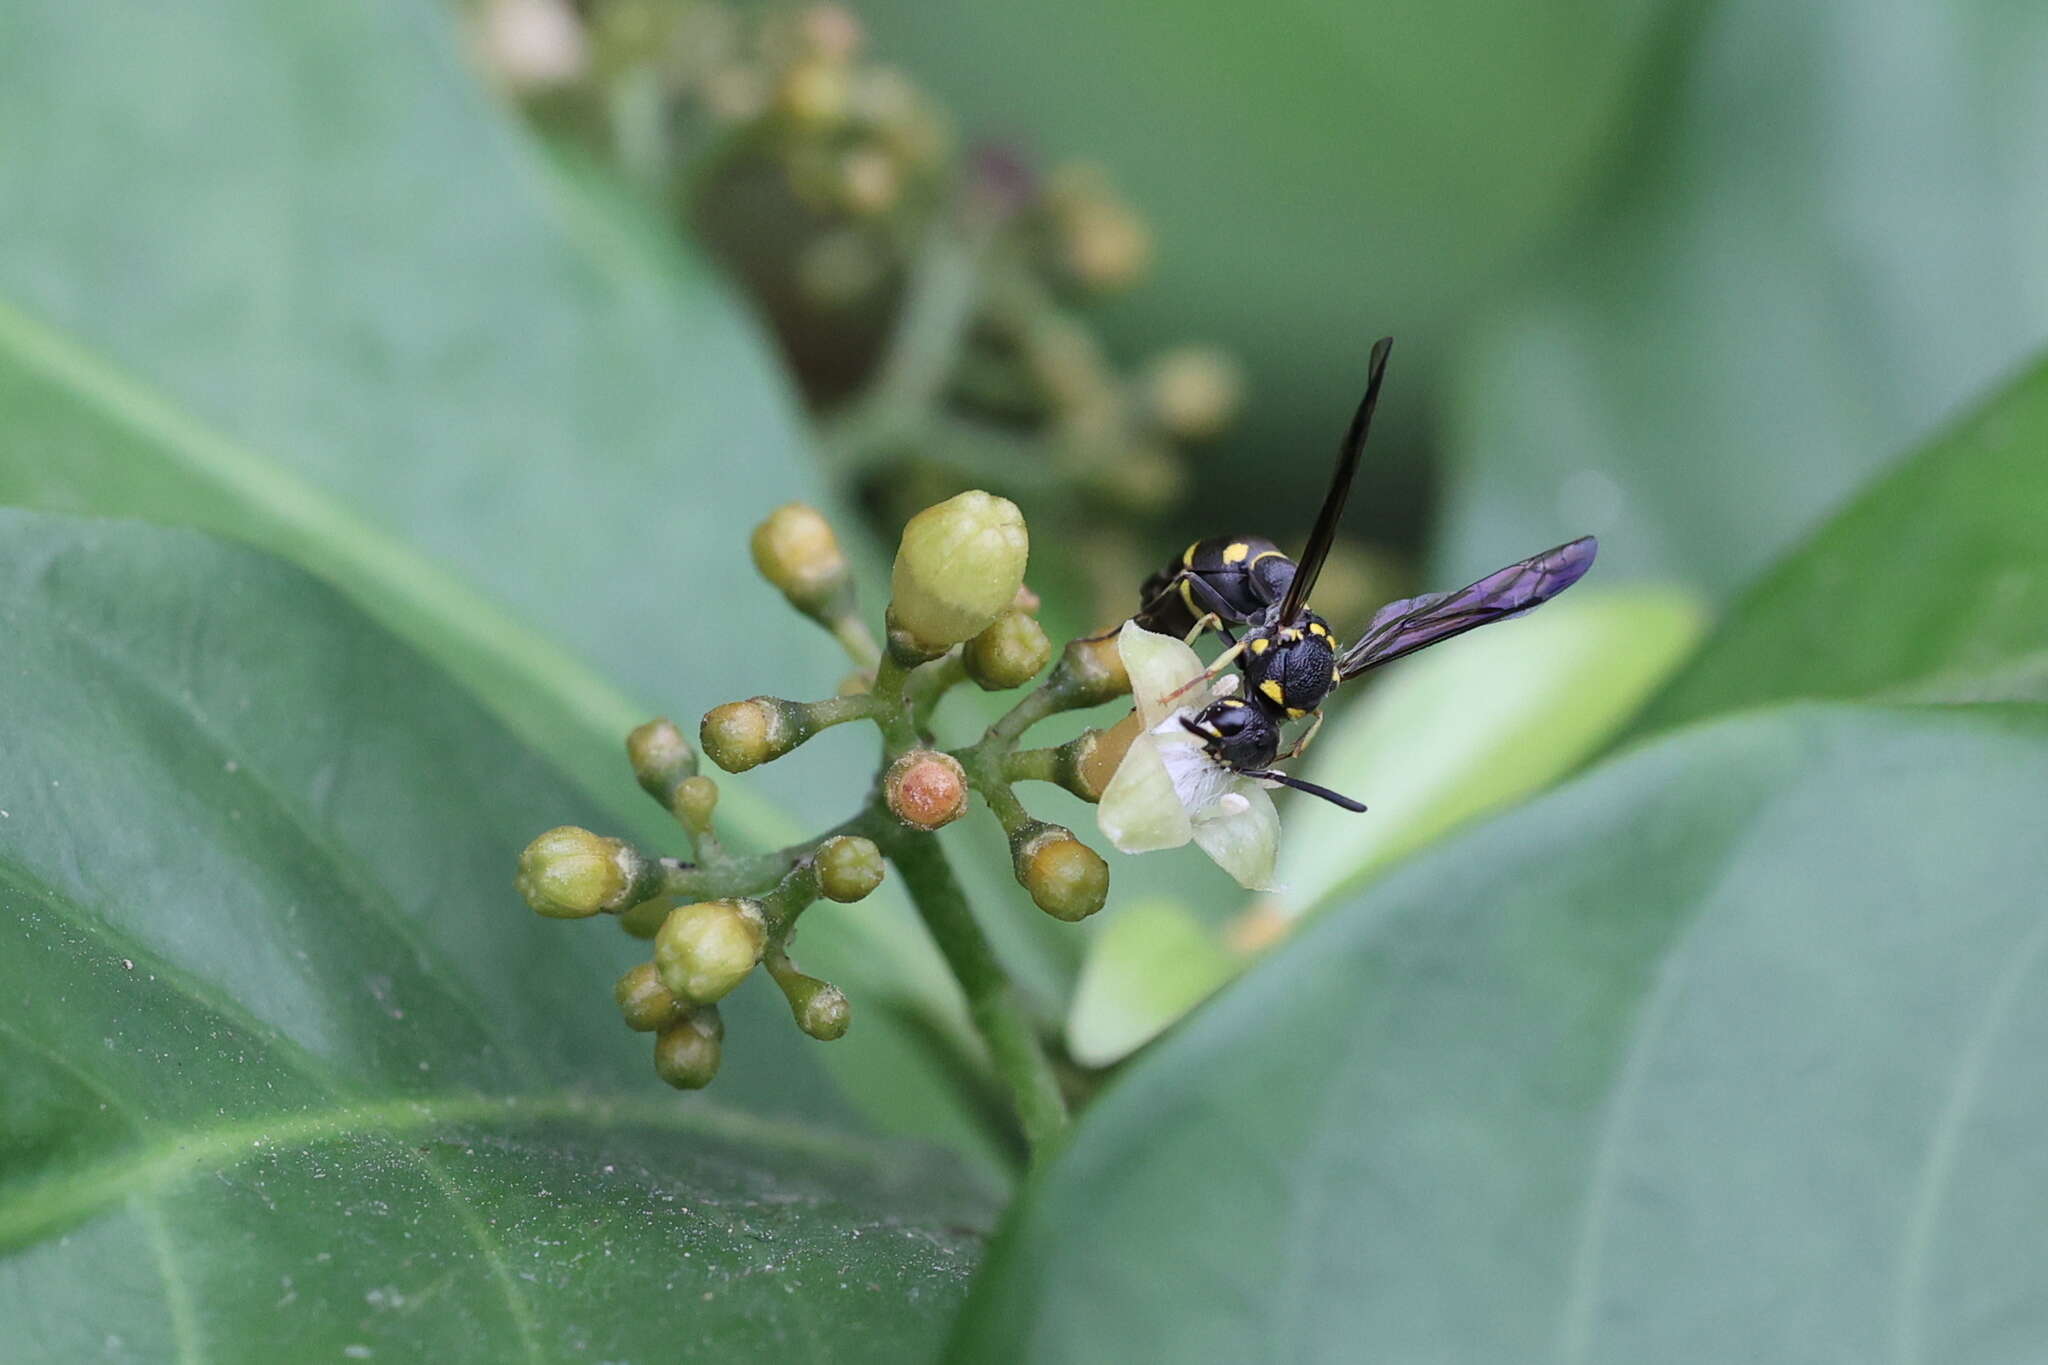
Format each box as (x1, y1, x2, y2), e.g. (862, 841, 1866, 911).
(1243, 613, 1338, 718)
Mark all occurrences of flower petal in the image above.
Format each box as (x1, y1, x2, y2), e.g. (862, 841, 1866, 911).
(1117, 621, 1211, 730)
(1190, 781, 1280, 890)
(1152, 718, 1239, 818)
(1096, 733, 1195, 853)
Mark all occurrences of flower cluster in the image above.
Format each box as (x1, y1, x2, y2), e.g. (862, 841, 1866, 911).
(513, 491, 1135, 1100)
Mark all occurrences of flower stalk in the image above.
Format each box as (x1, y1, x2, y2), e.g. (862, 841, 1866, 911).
(514, 492, 1130, 1159)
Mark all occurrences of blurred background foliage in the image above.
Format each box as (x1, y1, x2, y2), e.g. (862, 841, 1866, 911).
(491, 0, 2048, 596)
(4, 0, 2047, 1355)
(473, 0, 2048, 1056)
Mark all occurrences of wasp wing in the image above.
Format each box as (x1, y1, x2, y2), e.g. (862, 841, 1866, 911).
(1337, 535, 1598, 679)
(1274, 337, 1393, 628)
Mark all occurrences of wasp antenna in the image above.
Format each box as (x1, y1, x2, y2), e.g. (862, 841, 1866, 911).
(1276, 336, 1393, 627)
(1244, 768, 1368, 813)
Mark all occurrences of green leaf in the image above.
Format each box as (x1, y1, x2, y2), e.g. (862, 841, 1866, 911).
(1064, 900, 1238, 1068)
(0, 511, 991, 1359)
(956, 703, 2048, 1362)
(1280, 587, 1704, 913)
(846, 0, 1674, 512)
(1441, 0, 2048, 597)
(0, 0, 991, 1158)
(1639, 354, 2048, 730)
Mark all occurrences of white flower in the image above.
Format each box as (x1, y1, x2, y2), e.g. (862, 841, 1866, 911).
(1095, 622, 1280, 890)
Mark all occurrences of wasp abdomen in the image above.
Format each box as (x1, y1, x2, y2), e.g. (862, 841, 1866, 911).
(1135, 535, 1294, 637)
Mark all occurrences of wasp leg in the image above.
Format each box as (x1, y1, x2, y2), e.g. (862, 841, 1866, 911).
(1088, 571, 1251, 645)
(1282, 709, 1325, 761)
(1163, 637, 1247, 705)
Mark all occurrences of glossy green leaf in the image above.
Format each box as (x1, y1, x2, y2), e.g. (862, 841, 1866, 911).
(1064, 900, 1238, 1069)
(1639, 353, 2048, 730)
(957, 703, 2048, 1363)
(846, 0, 1673, 514)
(1442, 0, 2048, 596)
(0, 511, 991, 1360)
(0, 0, 992, 1158)
(1280, 587, 1704, 912)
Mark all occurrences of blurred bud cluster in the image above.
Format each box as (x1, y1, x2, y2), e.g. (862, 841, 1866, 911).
(475, 0, 1245, 606)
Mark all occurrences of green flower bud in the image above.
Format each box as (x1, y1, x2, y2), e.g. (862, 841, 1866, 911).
(837, 146, 901, 217)
(700, 697, 804, 773)
(883, 749, 970, 832)
(1056, 729, 1114, 804)
(626, 717, 697, 804)
(814, 834, 885, 902)
(618, 897, 670, 940)
(1050, 633, 1132, 709)
(783, 975, 852, 1041)
(963, 608, 1053, 691)
(515, 826, 650, 918)
(888, 491, 1029, 654)
(672, 775, 720, 835)
(798, 3, 863, 61)
(750, 503, 852, 619)
(1144, 346, 1243, 441)
(1010, 821, 1110, 922)
(776, 56, 849, 127)
(615, 961, 683, 1032)
(653, 1008, 724, 1089)
(655, 900, 767, 1005)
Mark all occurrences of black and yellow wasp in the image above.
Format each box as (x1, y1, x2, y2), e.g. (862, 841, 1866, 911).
(1128, 337, 1598, 810)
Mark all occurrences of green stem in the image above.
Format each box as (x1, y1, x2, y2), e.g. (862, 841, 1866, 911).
(881, 828, 1069, 1156)
(869, 653, 922, 756)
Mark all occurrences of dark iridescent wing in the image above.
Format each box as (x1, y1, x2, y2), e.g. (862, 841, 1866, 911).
(1274, 336, 1394, 628)
(1337, 535, 1598, 679)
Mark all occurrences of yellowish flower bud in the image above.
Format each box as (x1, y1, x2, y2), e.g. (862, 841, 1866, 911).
(672, 775, 720, 835)
(626, 717, 696, 804)
(615, 961, 683, 1032)
(784, 975, 852, 1041)
(1144, 347, 1243, 441)
(653, 1008, 724, 1089)
(884, 750, 970, 832)
(1052, 633, 1132, 709)
(837, 146, 901, 216)
(814, 834, 886, 902)
(750, 503, 851, 618)
(797, 3, 863, 61)
(618, 897, 670, 940)
(515, 826, 648, 918)
(1011, 822, 1110, 922)
(777, 56, 848, 127)
(655, 900, 767, 1005)
(963, 608, 1053, 691)
(700, 697, 803, 773)
(889, 491, 1029, 654)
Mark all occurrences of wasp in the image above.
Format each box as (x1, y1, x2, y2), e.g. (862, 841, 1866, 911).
(1132, 336, 1599, 810)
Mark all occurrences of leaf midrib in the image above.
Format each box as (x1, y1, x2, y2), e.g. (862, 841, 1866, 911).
(0, 1087, 891, 1252)
(0, 292, 798, 849)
